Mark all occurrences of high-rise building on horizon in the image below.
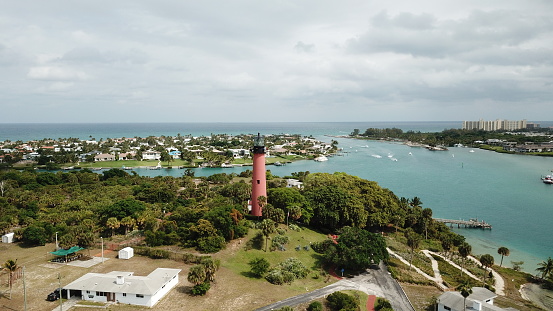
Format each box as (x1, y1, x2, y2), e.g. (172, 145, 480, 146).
(462, 119, 527, 131)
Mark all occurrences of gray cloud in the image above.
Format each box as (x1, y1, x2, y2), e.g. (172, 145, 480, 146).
(0, 0, 552, 123)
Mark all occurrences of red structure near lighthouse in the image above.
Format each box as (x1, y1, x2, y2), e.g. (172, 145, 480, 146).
(251, 133, 266, 217)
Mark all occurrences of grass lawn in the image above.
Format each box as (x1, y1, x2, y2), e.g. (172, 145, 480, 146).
(222, 224, 332, 289)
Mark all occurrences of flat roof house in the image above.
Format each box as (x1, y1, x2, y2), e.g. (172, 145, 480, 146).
(437, 287, 518, 311)
(63, 268, 181, 307)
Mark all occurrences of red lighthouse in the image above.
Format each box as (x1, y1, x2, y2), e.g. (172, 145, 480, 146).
(251, 133, 266, 217)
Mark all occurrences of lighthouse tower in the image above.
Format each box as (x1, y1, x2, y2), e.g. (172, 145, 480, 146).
(251, 133, 266, 217)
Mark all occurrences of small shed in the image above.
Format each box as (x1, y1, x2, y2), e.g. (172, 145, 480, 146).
(2, 232, 14, 243)
(118, 247, 134, 260)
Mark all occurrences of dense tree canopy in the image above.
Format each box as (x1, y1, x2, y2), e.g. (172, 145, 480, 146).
(323, 226, 389, 272)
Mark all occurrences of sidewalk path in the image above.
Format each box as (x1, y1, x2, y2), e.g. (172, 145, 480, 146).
(467, 255, 505, 295)
(387, 249, 505, 296)
(366, 295, 376, 311)
(387, 248, 448, 290)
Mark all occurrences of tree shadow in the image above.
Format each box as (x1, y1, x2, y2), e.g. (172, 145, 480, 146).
(240, 271, 263, 279)
(309, 253, 325, 271)
(175, 285, 193, 295)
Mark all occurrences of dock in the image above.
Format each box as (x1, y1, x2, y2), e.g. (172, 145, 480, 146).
(434, 218, 492, 229)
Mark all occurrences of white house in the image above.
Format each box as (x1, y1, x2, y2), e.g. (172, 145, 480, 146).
(63, 268, 181, 307)
(118, 247, 134, 260)
(1, 232, 14, 243)
(437, 287, 518, 311)
(94, 153, 116, 162)
(142, 150, 161, 160)
(286, 179, 303, 189)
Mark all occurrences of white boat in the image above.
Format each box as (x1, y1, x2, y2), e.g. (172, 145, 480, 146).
(371, 154, 382, 158)
(221, 163, 233, 168)
(469, 150, 475, 153)
(542, 175, 553, 184)
(314, 156, 328, 162)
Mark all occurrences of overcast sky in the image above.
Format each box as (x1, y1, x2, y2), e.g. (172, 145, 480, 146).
(1, 0, 552, 123)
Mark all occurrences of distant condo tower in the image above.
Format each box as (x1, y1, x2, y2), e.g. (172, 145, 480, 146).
(251, 133, 267, 217)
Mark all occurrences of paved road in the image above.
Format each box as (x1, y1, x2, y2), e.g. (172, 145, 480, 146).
(254, 262, 415, 311)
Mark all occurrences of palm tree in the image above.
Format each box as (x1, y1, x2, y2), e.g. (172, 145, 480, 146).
(405, 228, 421, 270)
(106, 217, 120, 237)
(259, 218, 276, 252)
(120, 216, 136, 235)
(187, 265, 207, 286)
(536, 257, 553, 279)
(421, 208, 433, 239)
(457, 280, 473, 311)
(200, 257, 221, 282)
(497, 247, 510, 268)
(409, 196, 423, 207)
(2, 259, 18, 299)
(480, 254, 494, 283)
(458, 242, 472, 276)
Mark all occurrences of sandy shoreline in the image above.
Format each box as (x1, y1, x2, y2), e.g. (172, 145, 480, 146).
(520, 283, 553, 311)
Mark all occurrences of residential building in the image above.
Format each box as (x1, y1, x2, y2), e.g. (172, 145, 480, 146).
(463, 119, 527, 131)
(142, 150, 161, 160)
(286, 179, 303, 189)
(437, 287, 518, 311)
(94, 154, 116, 162)
(63, 268, 181, 307)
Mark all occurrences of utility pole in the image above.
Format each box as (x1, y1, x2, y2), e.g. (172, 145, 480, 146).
(55, 232, 59, 250)
(23, 266, 27, 311)
(101, 237, 104, 263)
(58, 273, 62, 311)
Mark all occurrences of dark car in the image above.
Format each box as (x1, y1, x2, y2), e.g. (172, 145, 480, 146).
(46, 288, 66, 301)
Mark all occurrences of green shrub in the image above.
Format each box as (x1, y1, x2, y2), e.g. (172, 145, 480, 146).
(148, 249, 170, 259)
(266, 269, 285, 285)
(288, 224, 301, 232)
(326, 291, 359, 311)
(249, 257, 270, 278)
(307, 301, 323, 311)
(197, 235, 226, 253)
(374, 297, 392, 311)
(191, 282, 210, 296)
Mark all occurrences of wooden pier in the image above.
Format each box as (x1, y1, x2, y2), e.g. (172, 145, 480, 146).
(433, 218, 492, 229)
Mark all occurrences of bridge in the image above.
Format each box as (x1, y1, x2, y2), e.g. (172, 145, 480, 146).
(434, 218, 492, 229)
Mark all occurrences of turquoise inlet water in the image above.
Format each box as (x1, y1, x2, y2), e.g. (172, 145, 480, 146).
(2, 122, 552, 273)
(115, 137, 553, 273)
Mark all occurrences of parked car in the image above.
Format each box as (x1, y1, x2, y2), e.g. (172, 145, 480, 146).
(46, 288, 66, 301)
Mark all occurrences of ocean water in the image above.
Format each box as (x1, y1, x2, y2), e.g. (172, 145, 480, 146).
(0, 121, 462, 142)
(2, 121, 553, 273)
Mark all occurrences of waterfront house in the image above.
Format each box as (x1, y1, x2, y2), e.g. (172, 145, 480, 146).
(437, 287, 517, 311)
(94, 153, 116, 162)
(142, 150, 161, 160)
(118, 152, 135, 161)
(62, 268, 181, 307)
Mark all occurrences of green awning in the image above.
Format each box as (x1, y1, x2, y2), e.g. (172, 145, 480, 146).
(50, 246, 84, 256)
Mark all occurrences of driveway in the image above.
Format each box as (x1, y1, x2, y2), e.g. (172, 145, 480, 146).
(254, 261, 415, 311)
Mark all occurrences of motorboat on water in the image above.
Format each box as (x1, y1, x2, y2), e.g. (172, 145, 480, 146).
(542, 175, 553, 184)
(314, 156, 328, 162)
